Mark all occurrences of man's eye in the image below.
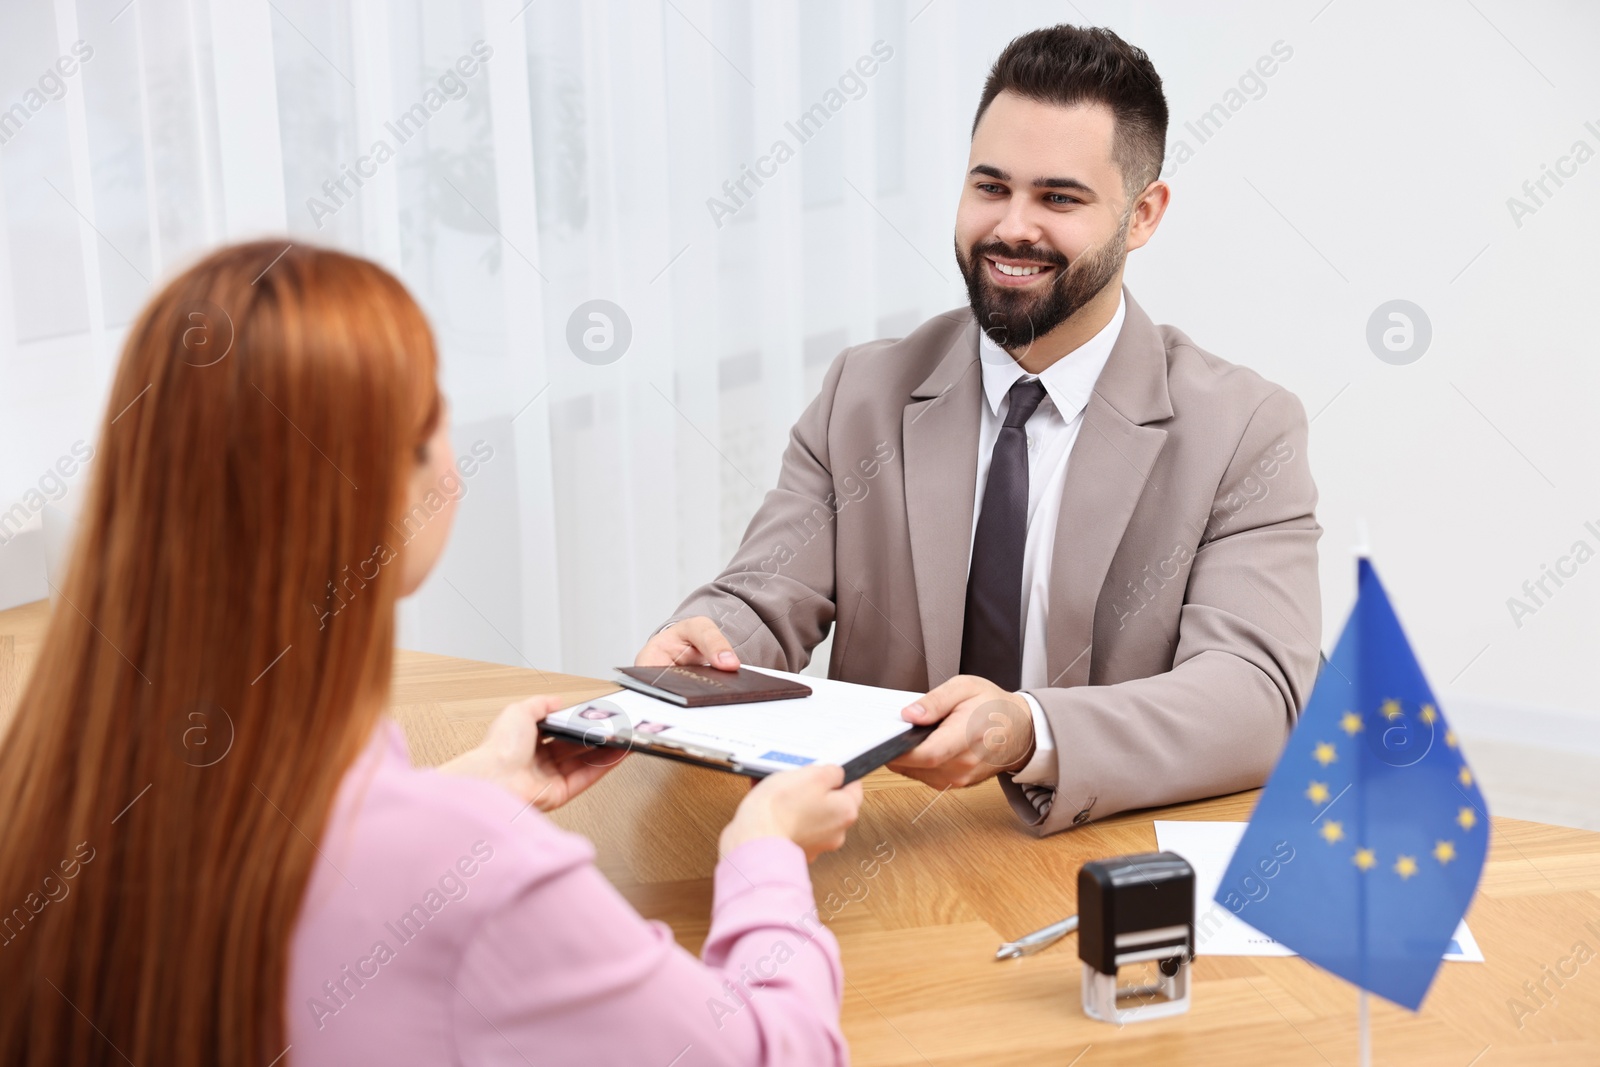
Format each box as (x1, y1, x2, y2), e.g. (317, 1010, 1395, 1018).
(1046, 194, 1080, 206)
(976, 183, 1005, 195)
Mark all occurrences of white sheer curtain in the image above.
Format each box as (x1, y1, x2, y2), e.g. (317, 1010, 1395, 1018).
(0, 0, 976, 678)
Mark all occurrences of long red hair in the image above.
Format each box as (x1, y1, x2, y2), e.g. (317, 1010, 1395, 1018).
(0, 241, 440, 1065)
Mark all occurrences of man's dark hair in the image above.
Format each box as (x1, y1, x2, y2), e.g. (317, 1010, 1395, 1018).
(972, 24, 1168, 197)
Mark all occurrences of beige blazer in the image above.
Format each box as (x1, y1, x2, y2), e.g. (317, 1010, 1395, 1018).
(664, 288, 1323, 835)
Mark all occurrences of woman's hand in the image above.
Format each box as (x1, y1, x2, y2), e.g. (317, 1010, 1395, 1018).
(719, 764, 865, 862)
(439, 695, 624, 812)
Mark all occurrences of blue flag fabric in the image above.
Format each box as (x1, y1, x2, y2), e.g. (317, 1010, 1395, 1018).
(1215, 559, 1488, 1010)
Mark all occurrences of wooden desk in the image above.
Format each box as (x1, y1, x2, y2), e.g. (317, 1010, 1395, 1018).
(3, 599, 1598, 1065)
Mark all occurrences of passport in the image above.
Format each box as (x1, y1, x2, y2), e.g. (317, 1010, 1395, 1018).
(613, 664, 813, 706)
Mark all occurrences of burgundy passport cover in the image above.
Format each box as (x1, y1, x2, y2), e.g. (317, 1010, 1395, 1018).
(613, 665, 813, 706)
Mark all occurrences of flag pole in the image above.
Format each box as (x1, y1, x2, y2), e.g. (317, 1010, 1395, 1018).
(1353, 519, 1371, 1067)
(1359, 991, 1370, 1067)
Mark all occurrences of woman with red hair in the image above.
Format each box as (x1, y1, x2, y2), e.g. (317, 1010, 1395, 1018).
(0, 242, 859, 1066)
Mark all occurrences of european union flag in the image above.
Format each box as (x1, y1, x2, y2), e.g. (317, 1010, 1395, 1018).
(1216, 558, 1488, 1010)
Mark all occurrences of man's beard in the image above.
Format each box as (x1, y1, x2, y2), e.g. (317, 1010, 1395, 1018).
(956, 211, 1130, 354)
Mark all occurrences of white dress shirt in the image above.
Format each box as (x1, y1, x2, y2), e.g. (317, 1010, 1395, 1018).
(968, 294, 1126, 790)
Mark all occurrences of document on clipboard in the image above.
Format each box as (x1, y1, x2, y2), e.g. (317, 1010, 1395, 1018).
(539, 666, 935, 783)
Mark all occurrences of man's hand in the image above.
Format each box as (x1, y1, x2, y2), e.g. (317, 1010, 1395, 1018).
(886, 675, 1036, 790)
(438, 695, 624, 812)
(634, 615, 741, 671)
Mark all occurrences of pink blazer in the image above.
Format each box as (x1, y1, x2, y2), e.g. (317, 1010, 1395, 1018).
(286, 719, 848, 1065)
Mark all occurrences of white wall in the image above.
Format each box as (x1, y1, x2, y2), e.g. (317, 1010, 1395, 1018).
(0, 0, 1595, 733)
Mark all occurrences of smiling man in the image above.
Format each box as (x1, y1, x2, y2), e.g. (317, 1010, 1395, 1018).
(636, 24, 1323, 834)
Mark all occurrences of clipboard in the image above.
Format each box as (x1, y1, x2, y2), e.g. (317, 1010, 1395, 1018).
(538, 667, 938, 783)
(539, 716, 934, 783)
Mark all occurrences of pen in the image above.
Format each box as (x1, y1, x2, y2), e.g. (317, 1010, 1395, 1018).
(993, 914, 1079, 961)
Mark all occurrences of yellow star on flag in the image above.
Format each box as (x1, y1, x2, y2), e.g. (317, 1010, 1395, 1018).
(1312, 741, 1337, 767)
(1445, 730, 1458, 749)
(1339, 712, 1363, 735)
(1319, 820, 1345, 844)
(1394, 855, 1419, 880)
(1433, 840, 1456, 865)
(1459, 766, 1473, 787)
(1457, 807, 1477, 830)
(1419, 704, 1437, 725)
(1353, 848, 1377, 871)
(1306, 781, 1330, 804)
(1380, 699, 1402, 720)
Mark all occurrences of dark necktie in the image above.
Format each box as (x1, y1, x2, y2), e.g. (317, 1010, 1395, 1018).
(960, 377, 1048, 691)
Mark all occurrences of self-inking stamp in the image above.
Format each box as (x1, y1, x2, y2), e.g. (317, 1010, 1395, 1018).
(1077, 851, 1195, 1024)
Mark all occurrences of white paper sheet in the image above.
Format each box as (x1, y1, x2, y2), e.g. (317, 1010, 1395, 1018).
(545, 666, 925, 775)
(1153, 820, 1483, 963)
